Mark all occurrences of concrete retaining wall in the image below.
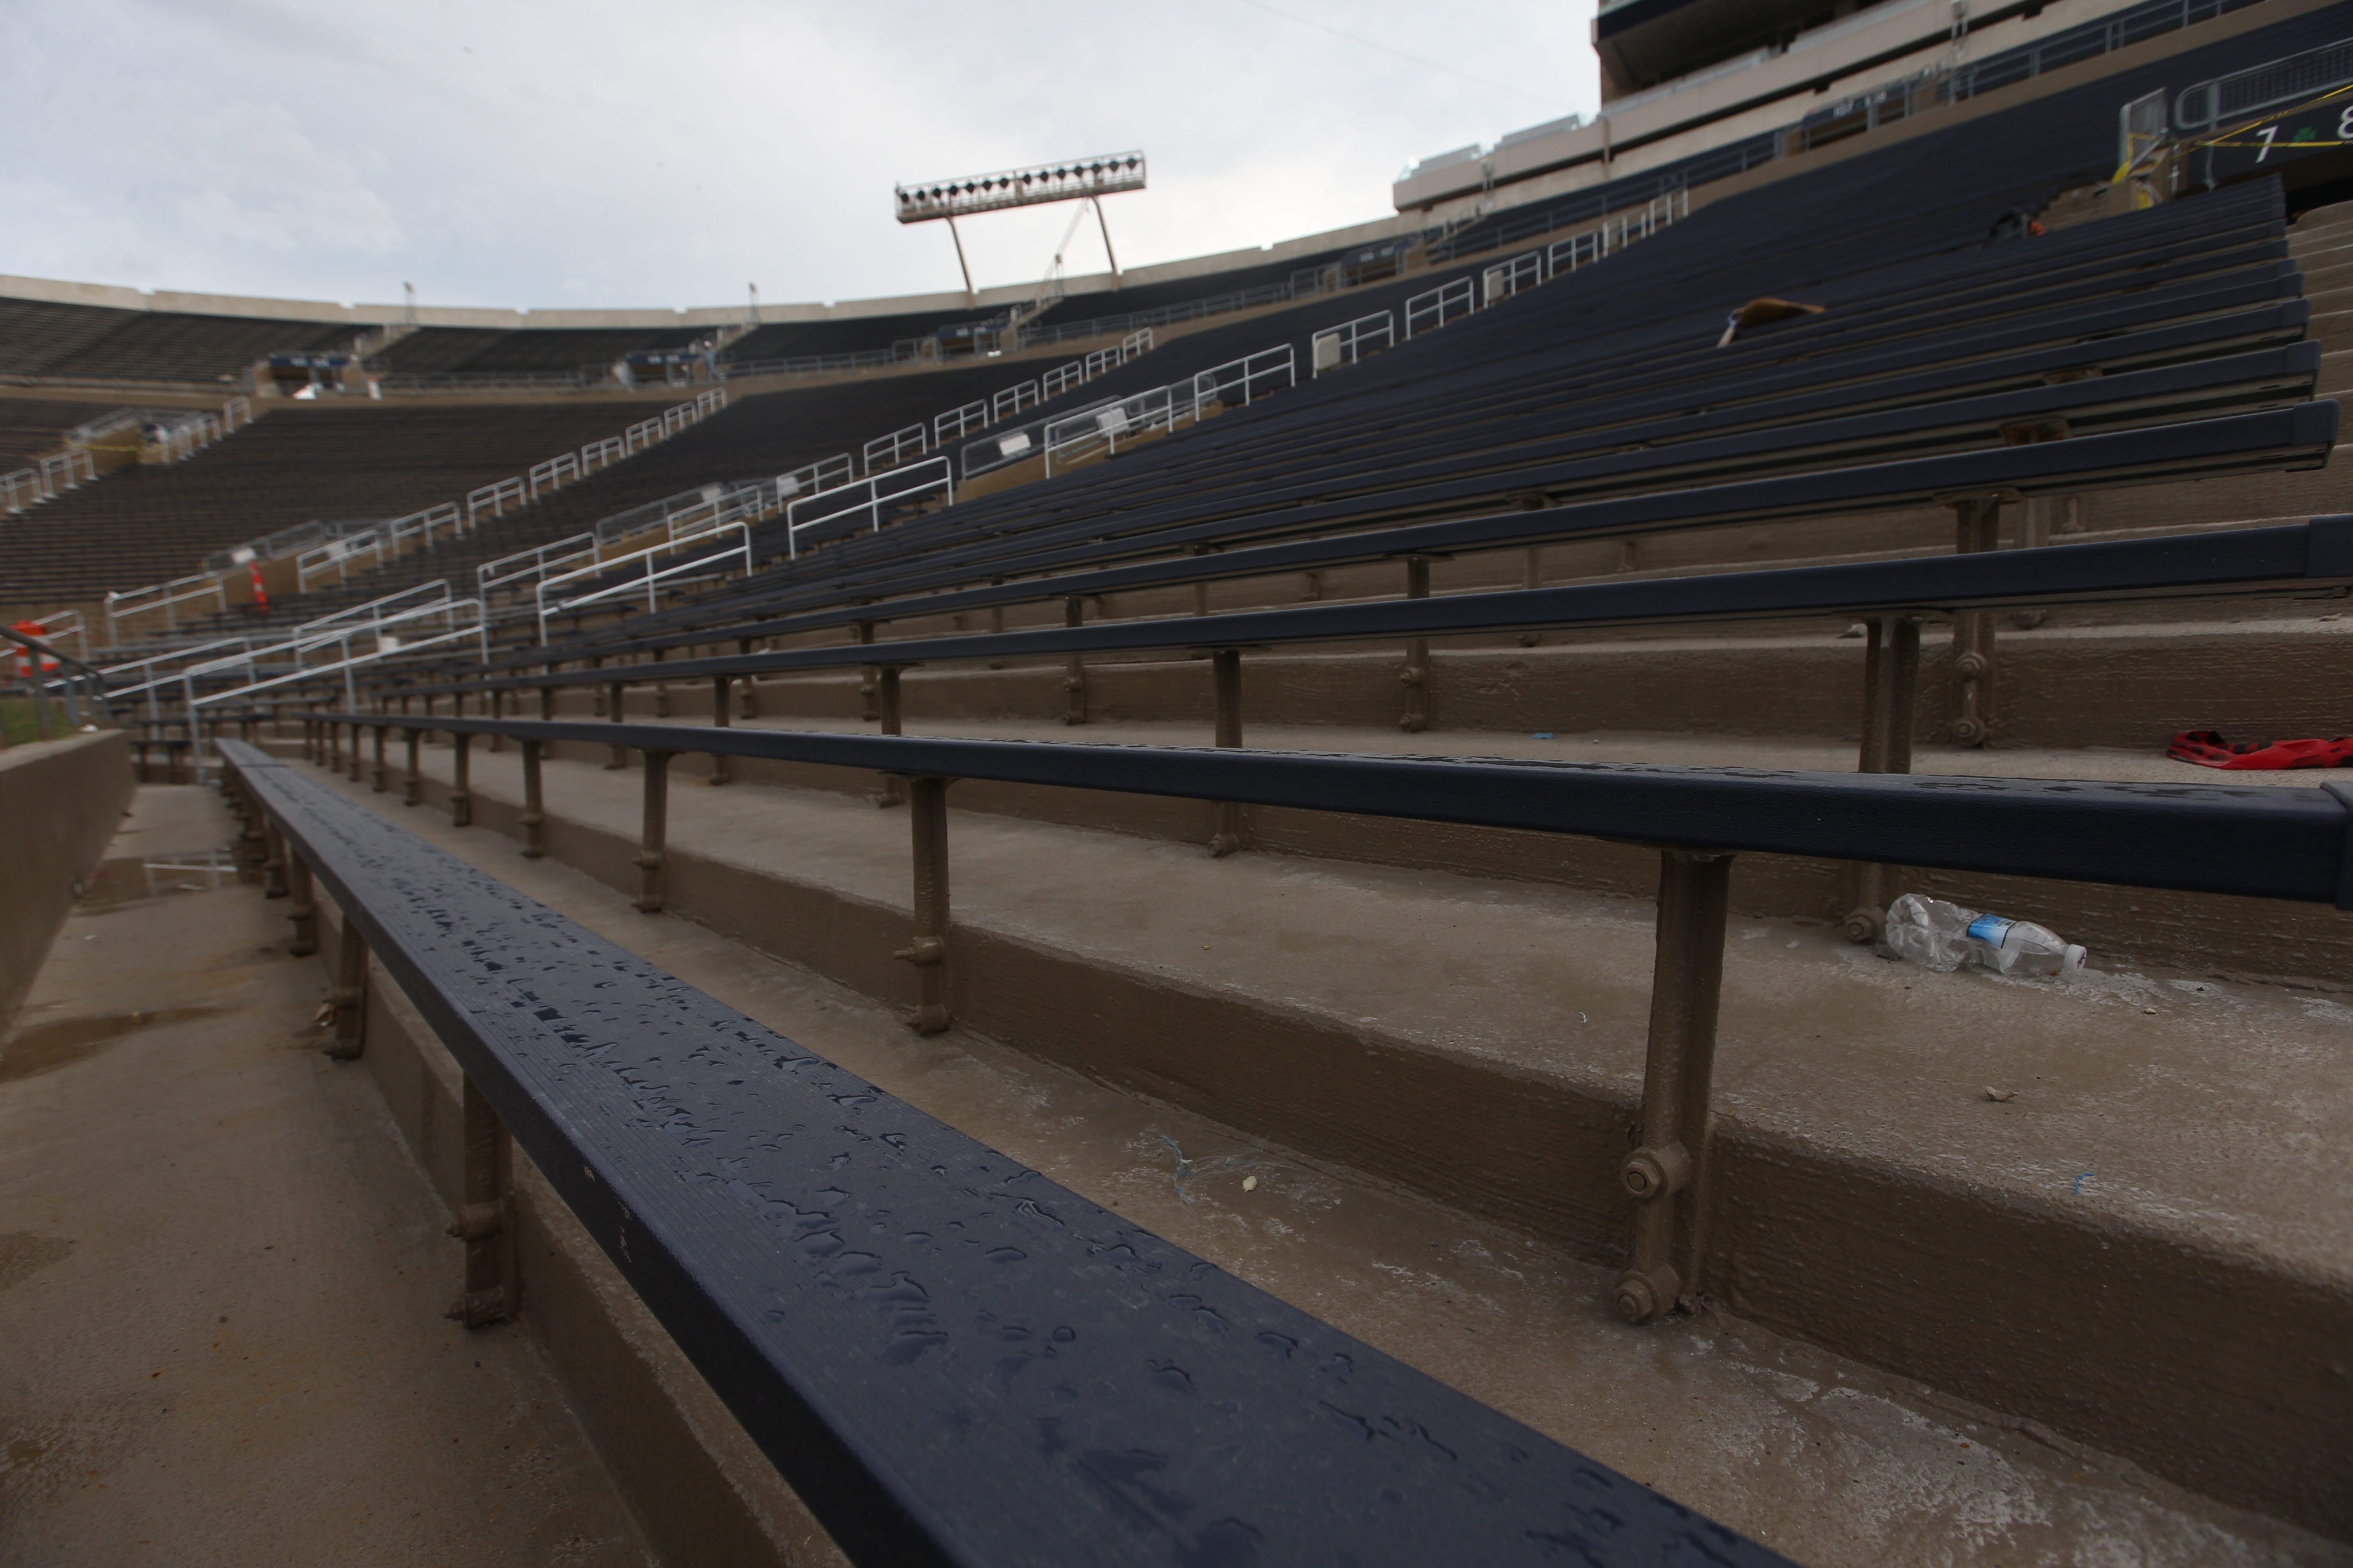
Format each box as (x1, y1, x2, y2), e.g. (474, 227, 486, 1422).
(0, 731, 130, 1031)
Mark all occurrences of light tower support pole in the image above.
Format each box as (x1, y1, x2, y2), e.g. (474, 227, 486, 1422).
(946, 217, 977, 306)
(1092, 198, 1123, 287)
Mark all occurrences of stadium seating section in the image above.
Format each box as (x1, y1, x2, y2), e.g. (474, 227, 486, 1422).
(0, 296, 356, 384)
(369, 325, 715, 378)
(0, 403, 659, 604)
(0, 396, 114, 469)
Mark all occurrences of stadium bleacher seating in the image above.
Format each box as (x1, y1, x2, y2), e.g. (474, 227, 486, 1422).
(0, 396, 116, 470)
(723, 306, 1017, 368)
(45, 8, 2353, 1552)
(0, 296, 357, 384)
(369, 325, 715, 379)
(0, 403, 671, 606)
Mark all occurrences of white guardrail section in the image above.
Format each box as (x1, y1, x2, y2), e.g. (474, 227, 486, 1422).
(102, 390, 728, 639)
(784, 457, 954, 559)
(179, 592, 487, 718)
(882, 329, 1156, 481)
(188, 612, 492, 718)
(1042, 345, 1295, 476)
(104, 573, 230, 638)
(1312, 311, 1397, 376)
(1406, 188, 1690, 341)
(534, 519, 753, 643)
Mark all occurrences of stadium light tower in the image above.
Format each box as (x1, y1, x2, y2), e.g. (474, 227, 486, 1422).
(895, 152, 1145, 305)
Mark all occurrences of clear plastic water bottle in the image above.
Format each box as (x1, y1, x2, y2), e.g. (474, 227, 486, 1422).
(1883, 894, 2085, 977)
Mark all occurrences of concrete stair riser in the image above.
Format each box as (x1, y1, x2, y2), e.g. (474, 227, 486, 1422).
(362, 756, 2353, 1541)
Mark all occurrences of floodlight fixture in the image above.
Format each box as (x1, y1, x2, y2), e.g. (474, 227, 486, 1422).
(894, 152, 1147, 303)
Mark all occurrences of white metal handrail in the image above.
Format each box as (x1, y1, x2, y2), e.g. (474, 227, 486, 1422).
(189, 615, 490, 714)
(106, 573, 230, 638)
(785, 457, 953, 558)
(2, 468, 42, 512)
(934, 400, 990, 445)
(296, 531, 385, 592)
(298, 578, 454, 635)
(1405, 277, 1475, 338)
(535, 520, 753, 643)
(1042, 344, 1295, 476)
(529, 451, 581, 499)
(773, 454, 856, 502)
(1312, 312, 1395, 376)
(865, 423, 929, 473)
(1482, 250, 1545, 307)
(480, 534, 599, 597)
(468, 475, 527, 523)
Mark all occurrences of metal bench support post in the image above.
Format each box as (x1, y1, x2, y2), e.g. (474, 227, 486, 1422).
(1063, 597, 1089, 725)
(635, 750, 673, 913)
(329, 907, 368, 1061)
(285, 853, 318, 956)
(1950, 495, 2004, 746)
(520, 739, 546, 859)
(445, 1076, 517, 1328)
(651, 647, 670, 718)
(896, 775, 952, 1034)
(1209, 648, 1247, 858)
(371, 724, 388, 793)
(450, 732, 473, 828)
(1400, 554, 1432, 733)
(605, 684, 628, 769)
(404, 728, 423, 806)
(857, 621, 881, 723)
(1843, 615, 1921, 943)
(874, 667, 907, 808)
(263, 824, 289, 899)
(487, 688, 506, 752)
(1617, 848, 1734, 1326)
(736, 640, 761, 717)
(708, 675, 733, 786)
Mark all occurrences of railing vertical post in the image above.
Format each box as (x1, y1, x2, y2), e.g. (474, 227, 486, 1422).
(605, 683, 628, 770)
(708, 675, 733, 786)
(1399, 554, 1433, 733)
(371, 723, 389, 793)
(1063, 597, 1089, 725)
(329, 906, 369, 1061)
(1209, 648, 1246, 858)
(634, 750, 673, 913)
(1948, 494, 2005, 746)
(445, 1076, 518, 1327)
(1615, 848, 1734, 1326)
(450, 732, 473, 827)
(895, 775, 952, 1035)
(520, 739, 547, 859)
(285, 851, 318, 956)
(1842, 615, 1922, 943)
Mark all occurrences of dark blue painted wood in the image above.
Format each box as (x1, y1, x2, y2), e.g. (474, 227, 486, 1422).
(226, 741, 1797, 1567)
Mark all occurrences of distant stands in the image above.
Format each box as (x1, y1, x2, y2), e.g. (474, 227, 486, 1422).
(0, 297, 354, 386)
(371, 325, 714, 380)
(0, 403, 661, 607)
(0, 398, 114, 469)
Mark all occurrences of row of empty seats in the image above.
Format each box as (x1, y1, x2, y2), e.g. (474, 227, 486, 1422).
(0, 296, 356, 385)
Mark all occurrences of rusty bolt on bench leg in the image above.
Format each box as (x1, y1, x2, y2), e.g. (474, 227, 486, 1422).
(1209, 648, 1247, 858)
(1617, 848, 1734, 1326)
(327, 911, 369, 1061)
(445, 1076, 517, 1328)
(520, 739, 546, 859)
(635, 750, 673, 913)
(1842, 614, 1920, 944)
(894, 775, 953, 1034)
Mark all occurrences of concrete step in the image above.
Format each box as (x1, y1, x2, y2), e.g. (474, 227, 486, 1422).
(315, 758, 2353, 1567)
(300, 742, 2353, 1544)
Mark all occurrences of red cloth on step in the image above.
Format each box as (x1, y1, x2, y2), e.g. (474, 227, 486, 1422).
(2168, 730, 2353, 769)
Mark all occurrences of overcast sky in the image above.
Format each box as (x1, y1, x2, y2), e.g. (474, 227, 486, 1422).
(0, 0, 1600, 314)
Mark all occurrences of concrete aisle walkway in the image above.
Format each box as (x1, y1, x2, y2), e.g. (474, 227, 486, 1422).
(0, 786, 650, 1567)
